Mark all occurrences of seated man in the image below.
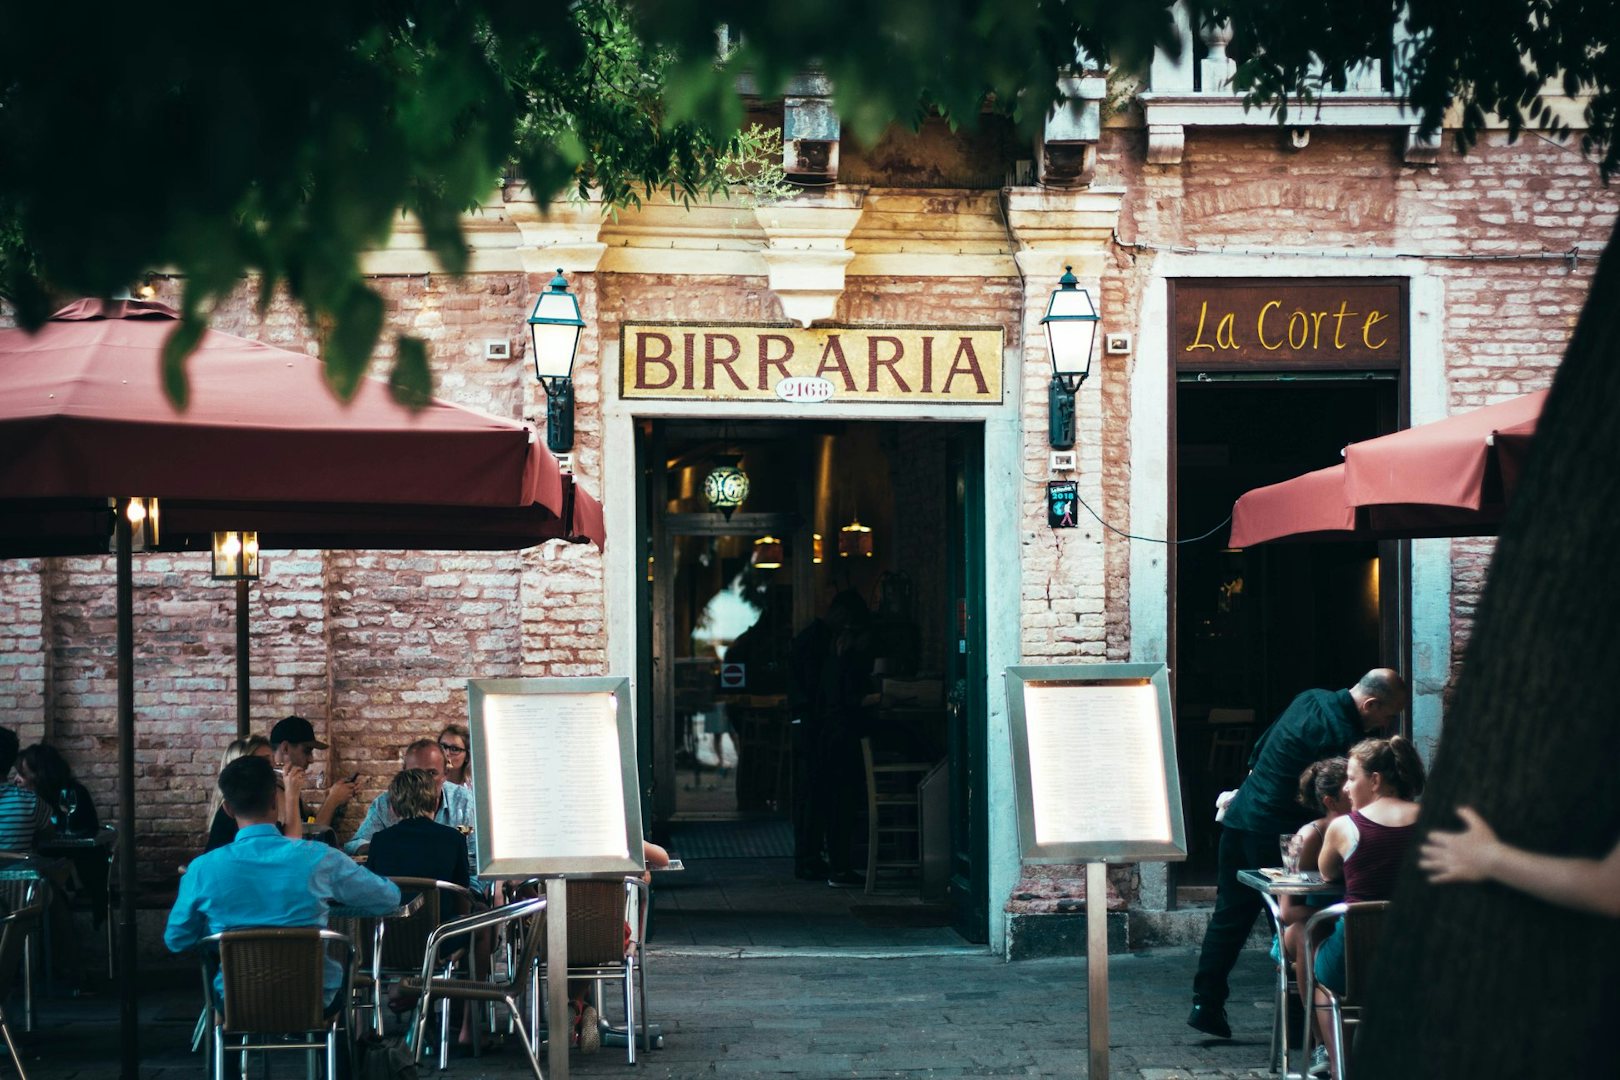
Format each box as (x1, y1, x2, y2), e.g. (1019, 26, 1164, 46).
(365, 768, 471, 894)
(165, 754, 401, 1008)
(346, 738, 478, 890)
(0, 726, 50, 853)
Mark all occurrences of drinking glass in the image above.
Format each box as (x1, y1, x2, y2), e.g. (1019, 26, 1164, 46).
(1279, 832, 1299, 875)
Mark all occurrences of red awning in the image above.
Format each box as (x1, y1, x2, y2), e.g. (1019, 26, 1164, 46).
(0, 299, 605, 552)
(1230, 390, 1545, 547)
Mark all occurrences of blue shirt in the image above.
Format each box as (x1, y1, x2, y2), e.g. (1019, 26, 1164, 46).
(345, 781, 479, 890)
(165, 823, 401, 999)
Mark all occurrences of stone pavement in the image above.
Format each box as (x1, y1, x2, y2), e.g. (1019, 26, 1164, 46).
(13, 944, 1282, 1079)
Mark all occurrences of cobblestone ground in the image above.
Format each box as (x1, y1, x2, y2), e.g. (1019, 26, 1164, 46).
(18, 945, 1280, 1079)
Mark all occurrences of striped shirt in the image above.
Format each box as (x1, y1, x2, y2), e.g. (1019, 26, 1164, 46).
(0, 786, 49, 852)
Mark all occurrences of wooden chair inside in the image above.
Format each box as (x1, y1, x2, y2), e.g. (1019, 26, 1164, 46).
(860, 737, 936, 895)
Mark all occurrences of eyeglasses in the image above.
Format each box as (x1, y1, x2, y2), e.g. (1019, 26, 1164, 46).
(438, 742, 467, 756)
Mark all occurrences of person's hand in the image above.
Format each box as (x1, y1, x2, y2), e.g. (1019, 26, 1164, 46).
(1419, 806, 1502, 885)
(326, 777, 358, 806)
(280, 764, 307, 799)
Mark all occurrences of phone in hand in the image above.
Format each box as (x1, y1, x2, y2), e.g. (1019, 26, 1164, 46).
(347, 772, 360, 784)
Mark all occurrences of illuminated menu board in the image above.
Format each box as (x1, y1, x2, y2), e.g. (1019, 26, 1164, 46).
(468, 677, 645, 877)
(1005, 664, 1187, 863)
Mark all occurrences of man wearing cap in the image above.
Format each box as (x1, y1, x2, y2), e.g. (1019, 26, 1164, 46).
(269, 715, 357, 832)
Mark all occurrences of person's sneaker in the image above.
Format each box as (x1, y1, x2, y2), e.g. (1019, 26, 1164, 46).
(1308, 1044, 1331, 1076)
(826, 870, 864, 888)
(1186, 1002, 1232, 1039)
(578, 1004, 601, 1055)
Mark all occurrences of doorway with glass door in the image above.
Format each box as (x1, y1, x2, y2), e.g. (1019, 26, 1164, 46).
(639, 418, 988, 946)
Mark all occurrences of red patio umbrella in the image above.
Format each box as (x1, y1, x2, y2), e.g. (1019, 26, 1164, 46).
(1229, 390, 1545, 547)
(0, 297, 604, 552)
(0, 299, 604, 1076)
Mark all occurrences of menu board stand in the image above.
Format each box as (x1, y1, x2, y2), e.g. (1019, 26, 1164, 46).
(1004, 662, 1186, 1080)
(467, 676, 644, 1080)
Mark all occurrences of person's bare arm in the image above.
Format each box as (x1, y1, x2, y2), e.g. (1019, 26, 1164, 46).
(279, 766, 305, 838)
(312, 776, 358, 828)
(1419, 807, 1620, 917)
(1317, 817, 1349, 882)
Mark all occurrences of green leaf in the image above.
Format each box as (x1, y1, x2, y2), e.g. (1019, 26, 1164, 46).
(160, 314, 207, 412)
(389, 335, 435, 411)
(322, 285, 386, 401)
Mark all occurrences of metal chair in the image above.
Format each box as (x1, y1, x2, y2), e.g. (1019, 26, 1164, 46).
(344, 877, 472, 1039)
(199, 927, 356, 1080)
(860, 737, 935, 893)
(1301, 900, 1391, 1080)
(0, 903, 44, 1079)
(539, 877, 652, 1064)
(0, 857, 51, 1033)
(404, 896, 548, 1078)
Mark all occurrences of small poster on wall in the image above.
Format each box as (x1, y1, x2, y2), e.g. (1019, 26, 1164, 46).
(1004, 663, 1186, 863)
(1047, 480, 1078, 528)
(467, 676, 645, 877)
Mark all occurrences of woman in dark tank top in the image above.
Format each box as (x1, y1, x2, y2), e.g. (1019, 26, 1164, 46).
(1312, 735, 1426, 1076)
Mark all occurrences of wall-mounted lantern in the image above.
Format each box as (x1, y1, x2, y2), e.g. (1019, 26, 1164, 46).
(1042, 265, 1100, 450)
(528, 269, 585, 454)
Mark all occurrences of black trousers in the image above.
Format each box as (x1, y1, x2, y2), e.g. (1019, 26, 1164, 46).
(1192, 825, 1279, 1007)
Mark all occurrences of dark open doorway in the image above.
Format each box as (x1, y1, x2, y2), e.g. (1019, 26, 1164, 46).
(637, 418, 987, 945)
(1173, 379, 1401, 885)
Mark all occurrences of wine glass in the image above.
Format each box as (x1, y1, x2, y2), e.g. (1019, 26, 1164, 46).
(59, 785, 79, 833)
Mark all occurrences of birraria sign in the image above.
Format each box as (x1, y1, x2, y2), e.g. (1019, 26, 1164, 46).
(620, 323, 1004, 404)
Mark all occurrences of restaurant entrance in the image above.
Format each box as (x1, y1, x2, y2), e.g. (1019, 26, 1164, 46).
(636, 418, 987, 944)
(1172, 377, 1404, 885)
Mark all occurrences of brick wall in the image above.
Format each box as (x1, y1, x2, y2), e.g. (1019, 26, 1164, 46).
(1102, 125, 1615, 689)
(2, 124, 1613, 906)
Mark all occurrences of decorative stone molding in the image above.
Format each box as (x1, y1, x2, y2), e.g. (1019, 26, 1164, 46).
(1198, 19, 1235, 93)
(1147, 124, 1186, 165)
(753, 188, 867, 326)
(1405, 126, 1443, 166)
(1003, 187, 1125, 281)
(504, 186, 609, 275)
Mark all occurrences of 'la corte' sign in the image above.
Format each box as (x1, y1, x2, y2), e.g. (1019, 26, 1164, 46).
(620, 323, 1004, 405)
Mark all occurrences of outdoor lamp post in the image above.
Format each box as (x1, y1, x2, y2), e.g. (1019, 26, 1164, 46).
(211, 531, 261, 738)
(528, 269, 585, 454)
(1041, 265, 1100, 450)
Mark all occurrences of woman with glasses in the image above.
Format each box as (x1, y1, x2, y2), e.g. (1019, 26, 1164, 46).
(438, 724, 472, 788)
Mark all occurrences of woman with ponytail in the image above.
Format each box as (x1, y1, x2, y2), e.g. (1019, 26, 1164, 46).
(1308, 735, 1426, 1075)
(1279, 758, 1350, 983)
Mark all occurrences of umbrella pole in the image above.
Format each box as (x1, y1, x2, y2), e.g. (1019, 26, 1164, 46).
(115, 502, 140, 1078)
(236, 578, 250, 739)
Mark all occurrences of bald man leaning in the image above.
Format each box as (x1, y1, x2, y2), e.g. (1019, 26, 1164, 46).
(1188, 668, 1408, 1040)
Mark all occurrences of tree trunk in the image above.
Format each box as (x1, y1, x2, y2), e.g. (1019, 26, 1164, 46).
(1356, 220, 1620, 1076)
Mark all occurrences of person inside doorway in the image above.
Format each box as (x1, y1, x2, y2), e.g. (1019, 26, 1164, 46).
(1188, 668, 1408, 1040)
(789, 590, 876, 887)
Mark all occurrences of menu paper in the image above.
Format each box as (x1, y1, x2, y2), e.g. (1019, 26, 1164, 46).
(1023, 682, 1172, 846)
(480, 691, 630, 861)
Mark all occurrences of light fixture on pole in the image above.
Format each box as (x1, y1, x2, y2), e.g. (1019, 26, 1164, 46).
(752, 536, 784, 569)
(210, 531, 262, 739)
(527, 269, 585, 454)
(1041, 265, 1100, 450)
(112, 497, 161, 552)
(210, 531, 262, 581)
(703, 458, 750, 520)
